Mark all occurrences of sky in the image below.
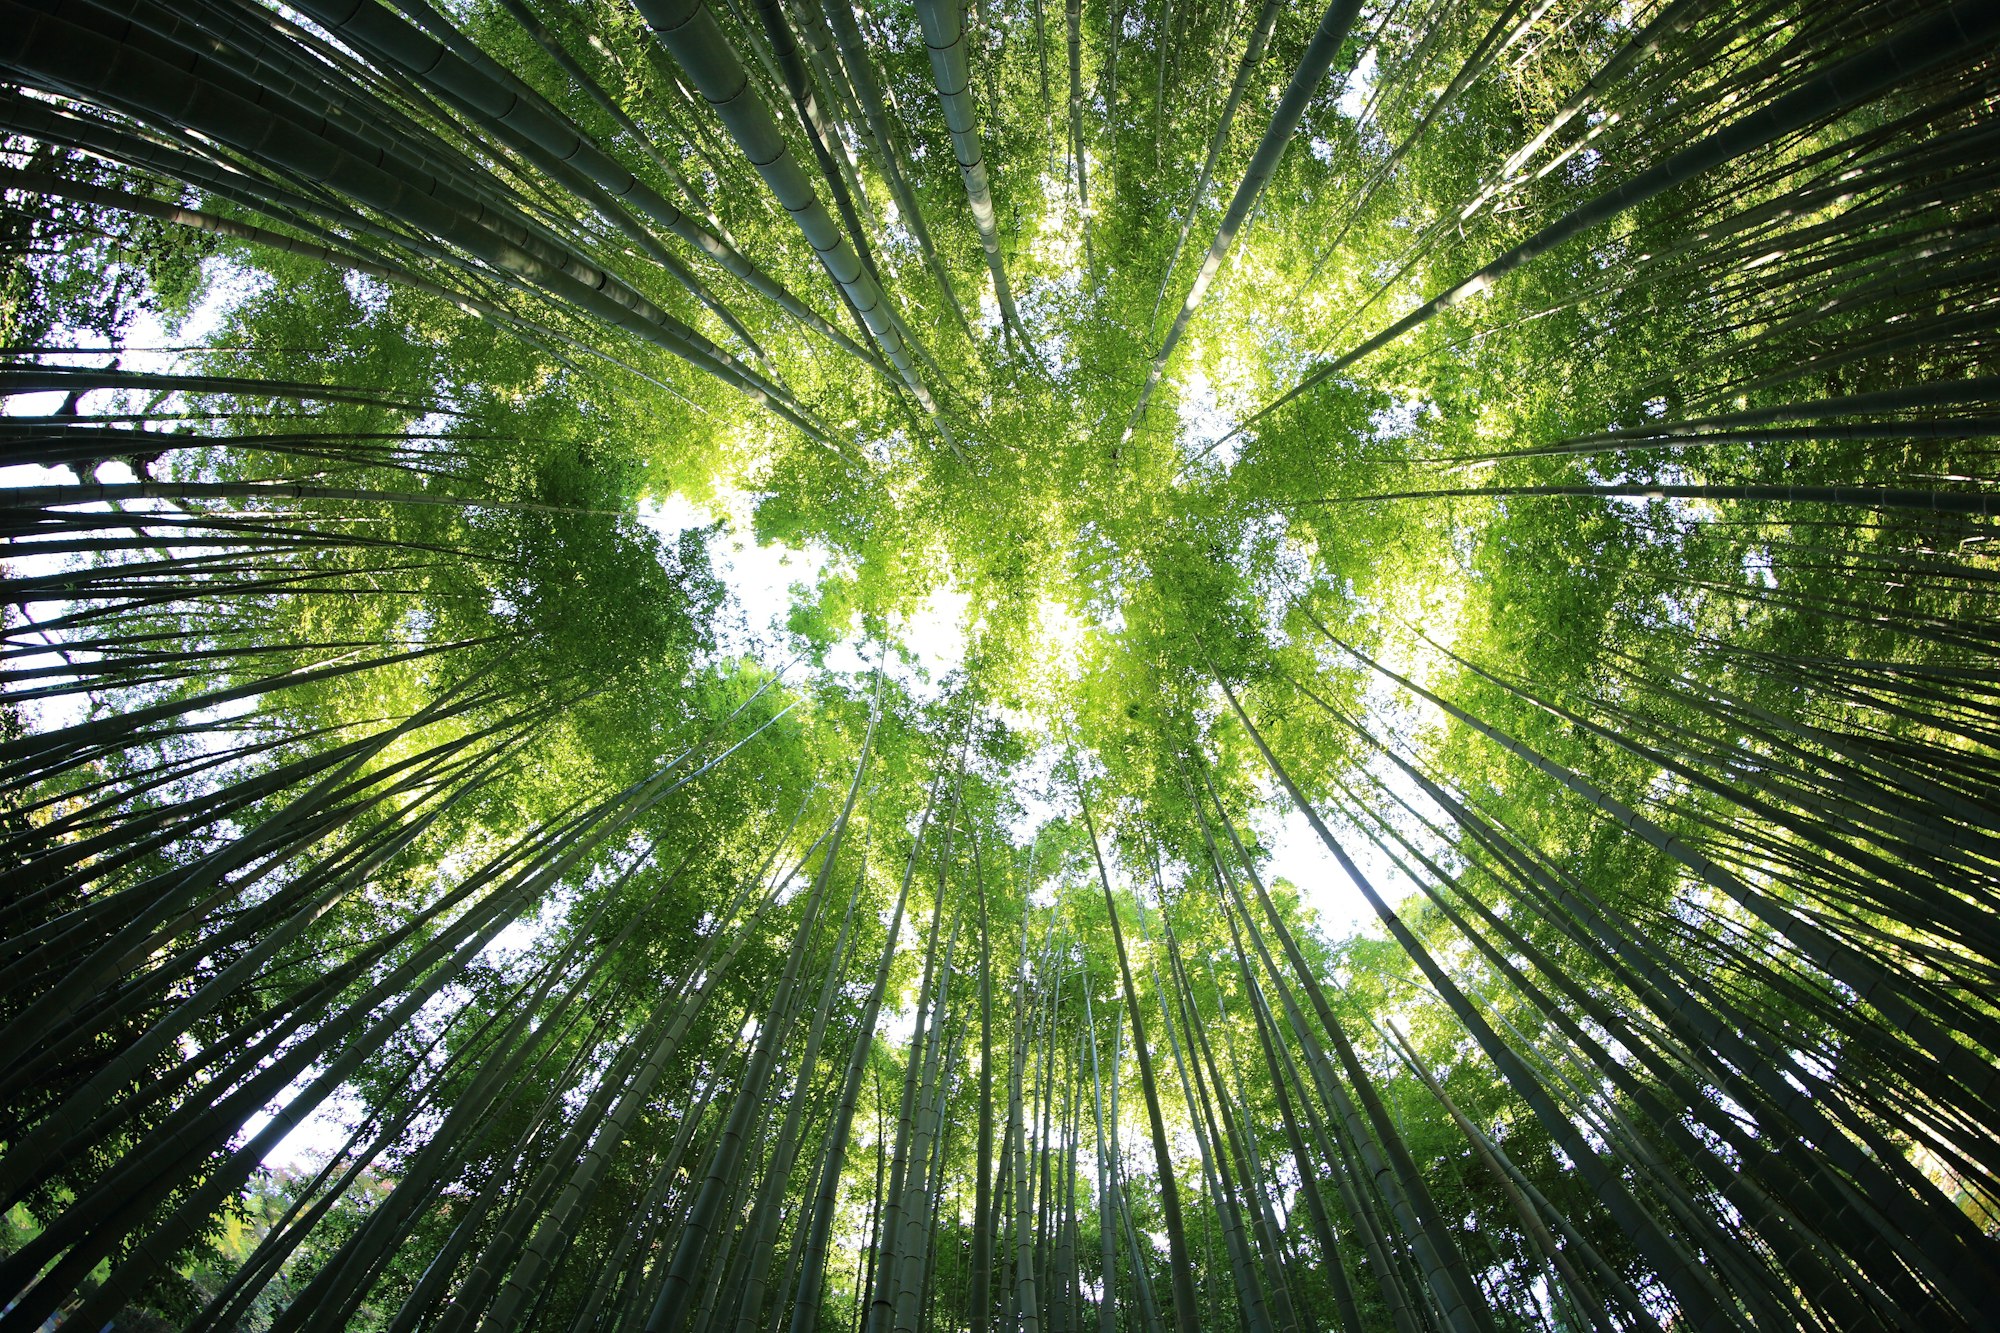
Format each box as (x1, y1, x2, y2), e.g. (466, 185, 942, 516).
(3, 312, 193, 729)
(639, 490, 969, 692)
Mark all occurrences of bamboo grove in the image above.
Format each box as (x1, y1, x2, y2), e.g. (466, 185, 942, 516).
(1, 0, 1997, 1326)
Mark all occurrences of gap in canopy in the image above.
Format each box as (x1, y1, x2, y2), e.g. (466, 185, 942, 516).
(639, 489, 970, 705)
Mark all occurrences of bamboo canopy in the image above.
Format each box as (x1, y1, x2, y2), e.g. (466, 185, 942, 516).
(2, 0, 1998, 1329)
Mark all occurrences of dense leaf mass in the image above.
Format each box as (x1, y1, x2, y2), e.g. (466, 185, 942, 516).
(2, 0, 1998, 1329)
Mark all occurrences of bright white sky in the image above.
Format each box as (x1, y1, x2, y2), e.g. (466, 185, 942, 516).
(639, 490, 969, 694)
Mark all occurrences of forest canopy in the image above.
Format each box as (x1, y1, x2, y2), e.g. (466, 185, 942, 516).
(2, 0, 1998, 1330)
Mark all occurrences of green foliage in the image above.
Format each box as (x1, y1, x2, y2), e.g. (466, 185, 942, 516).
(3, 0, 1996, 1328)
